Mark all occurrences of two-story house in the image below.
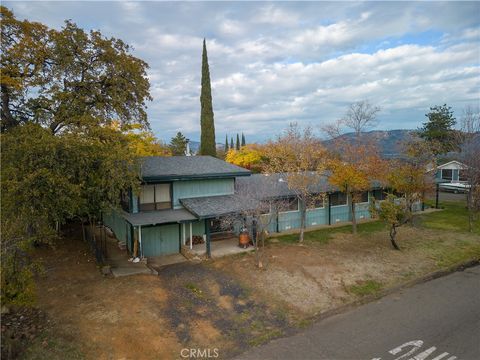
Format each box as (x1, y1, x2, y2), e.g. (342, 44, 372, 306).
(103, 156, 423, 259)
(103, 156, 251, 258)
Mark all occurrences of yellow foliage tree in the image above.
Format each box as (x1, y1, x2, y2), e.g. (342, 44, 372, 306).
(111, 122, 171, 157)
(225, 144, 264, 172)
(328, 141, 387, 234)
(262, 125, 328, 242)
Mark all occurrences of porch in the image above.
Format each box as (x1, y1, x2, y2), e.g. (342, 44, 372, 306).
(187, 236, 254, 258)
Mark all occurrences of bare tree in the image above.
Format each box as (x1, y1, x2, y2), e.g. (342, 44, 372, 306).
(262, 124, 328, 242)
(458, 105, 480, 232)
(220, 176, 290, 268)
(341, 100, 381, 137)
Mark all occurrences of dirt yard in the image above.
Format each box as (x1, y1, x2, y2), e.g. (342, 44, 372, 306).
(22, 234, 293, 360)
(214, 224, 480, 316)
(13, 207, 480, 360)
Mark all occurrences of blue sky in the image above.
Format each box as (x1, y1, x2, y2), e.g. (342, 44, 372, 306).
(4, 1, 480, 143)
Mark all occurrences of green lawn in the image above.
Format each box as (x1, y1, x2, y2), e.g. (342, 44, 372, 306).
(348, 280, 383, 297)
(274, 220, 386, 244)
(273, 200, 479, 244)
(420, 201, 480, 235)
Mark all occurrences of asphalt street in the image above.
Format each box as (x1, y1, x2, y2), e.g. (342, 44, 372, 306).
(237, 266, 480, 360)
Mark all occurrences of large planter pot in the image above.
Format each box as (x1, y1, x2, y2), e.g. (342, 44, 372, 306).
(239, 232, 250, 248)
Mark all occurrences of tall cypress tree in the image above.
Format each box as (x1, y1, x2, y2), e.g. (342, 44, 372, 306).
(241, 132, 246, 146)
(199, 39, 216, 156)
(225, 134, 229, 152)
(230, 137, 234, 149)
(236, 133, 240, 150)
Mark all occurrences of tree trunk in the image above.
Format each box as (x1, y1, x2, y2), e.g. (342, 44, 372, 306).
(389, 224, 400, 250)
(467, 189, 474, 233)
(299, 202, 306, 242)
(1, 85, 18, 132)
(351, 195, 357, 234)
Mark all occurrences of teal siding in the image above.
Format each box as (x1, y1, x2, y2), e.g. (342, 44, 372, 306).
(131, 194, 139, 213)
(126, 226, 132, 252)
(330, 205, 351, 223)
(278, 211, 302, 231)
(355, 191, 373, 220)
(142, 224, 180, 257)
(259, 214, 277, 233)
(103, 211, 129, 244)
(306, 208, 328, 226)
(173, 179, 234, 209)
(355, 201, 371, 220)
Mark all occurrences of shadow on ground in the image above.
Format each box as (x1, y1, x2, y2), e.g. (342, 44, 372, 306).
(156, 261, 292, 357)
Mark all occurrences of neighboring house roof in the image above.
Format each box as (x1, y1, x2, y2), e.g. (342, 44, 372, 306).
(123, 208, 197, 226)
(436, 160, 467, 170)
(180, 195, 258, 219)
(140, 156, 251, 182)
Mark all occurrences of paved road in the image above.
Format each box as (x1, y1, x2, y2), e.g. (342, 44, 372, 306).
(237, 266, 480, 360)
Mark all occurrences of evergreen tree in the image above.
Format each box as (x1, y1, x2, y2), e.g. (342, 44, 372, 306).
(169, 132, 188, 155)
(419, 104, 459, 155)
(199, 39, 216, 156)
(236, 133, 240, 150)
(225, 134, 229, 151)
(241, 132, 246, 147)
(230, 137, 234, 149)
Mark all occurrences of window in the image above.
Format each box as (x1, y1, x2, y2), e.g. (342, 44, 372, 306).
(281, 197, 299, 212)
(330, 192, 347, 206)
(359, 191, 369, 203)
(441, 169, 453, 181)
(372, 189, 386, 201)
(120, 190, 131, 212)
(307, 196, 324, 209)
(139, 183, 172, 211)
(154, 184, 171, 210)
(459, 170, 468, 182)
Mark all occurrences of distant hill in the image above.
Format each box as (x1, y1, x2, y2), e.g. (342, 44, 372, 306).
(188, 130, 478, 159)
(187, 140, 225, 154)
(324, 129, 415, 158)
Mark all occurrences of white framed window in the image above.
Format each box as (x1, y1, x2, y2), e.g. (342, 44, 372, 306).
(307, 197, 324, 210)
(330, 192, 347, 207)
(139, 183, 172, 211)
(441, 169, 453, 181)
(140, 185, 155, 204)
(358, 191, 369, 204)
(279, 197, 299, 213)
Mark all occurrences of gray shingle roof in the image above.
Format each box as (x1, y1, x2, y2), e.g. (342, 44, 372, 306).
(123, 208, 197, 226)
(235, 173, 383, 198)
(140, 156, 251, 182)
(180, 195, 258, 219)
(235, 173, 332, 199)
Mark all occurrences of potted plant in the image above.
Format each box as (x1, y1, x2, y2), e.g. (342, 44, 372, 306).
(239, 225, 250, 248)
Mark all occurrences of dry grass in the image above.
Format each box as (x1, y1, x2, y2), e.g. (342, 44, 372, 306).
(217, 204, 480, 317)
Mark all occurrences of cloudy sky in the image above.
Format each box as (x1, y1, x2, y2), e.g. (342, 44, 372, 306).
(5, 1, 480, 142)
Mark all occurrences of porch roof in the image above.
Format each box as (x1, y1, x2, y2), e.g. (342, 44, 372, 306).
(123, 208, 197, 226)
(180, 195, 258, 219)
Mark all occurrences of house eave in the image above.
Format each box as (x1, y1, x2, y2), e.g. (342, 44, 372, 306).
(142, 172, 251, 183)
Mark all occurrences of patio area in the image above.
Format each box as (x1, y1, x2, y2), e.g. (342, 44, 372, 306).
(190, 237, 255, 258)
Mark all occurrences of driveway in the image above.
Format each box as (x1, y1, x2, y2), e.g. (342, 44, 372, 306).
(237, 266, 480, 360)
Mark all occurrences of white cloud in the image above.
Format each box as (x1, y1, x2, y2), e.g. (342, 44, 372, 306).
(253, 5, 299, 26)
(3, 1, 480, 141)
